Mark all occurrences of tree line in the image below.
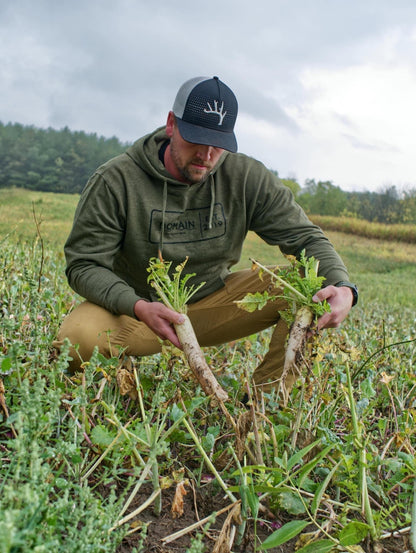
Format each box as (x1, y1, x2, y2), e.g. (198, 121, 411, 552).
(271, 175, 416, 225)
(1, 121, 415, 224)
(296, 179, 416, 224)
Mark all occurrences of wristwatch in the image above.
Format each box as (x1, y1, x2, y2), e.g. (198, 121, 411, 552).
(335, 281, 358, 306)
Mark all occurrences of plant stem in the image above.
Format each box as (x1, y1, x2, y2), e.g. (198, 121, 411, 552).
(109, 488, 161, 532)
(182, 417, 238, 503)
(228, 446, 250, 546)
(162, 502, 240, 544)
(133, 374, 162, 515)
(250, 258, 308, 302)
(345, 362, 377, 541)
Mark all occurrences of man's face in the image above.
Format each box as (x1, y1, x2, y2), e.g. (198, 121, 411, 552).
(165, 112, 224, 184)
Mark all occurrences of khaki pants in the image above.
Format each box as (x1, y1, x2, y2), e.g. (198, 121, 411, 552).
(54, 268, 293, 391)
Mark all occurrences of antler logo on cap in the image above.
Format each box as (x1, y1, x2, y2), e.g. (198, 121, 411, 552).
(203, 101, 227, 126)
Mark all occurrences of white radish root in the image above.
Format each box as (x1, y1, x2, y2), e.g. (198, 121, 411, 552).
(280, 305, 314, 404)
(174, 315, 229, 402)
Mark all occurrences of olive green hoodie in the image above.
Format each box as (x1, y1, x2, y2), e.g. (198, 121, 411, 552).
(64, 126, 350, 318)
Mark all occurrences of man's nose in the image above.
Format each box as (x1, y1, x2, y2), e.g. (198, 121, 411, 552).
(196, 145, 213, 161)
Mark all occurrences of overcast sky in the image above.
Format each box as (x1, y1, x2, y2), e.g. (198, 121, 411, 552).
(1, 0, 416, 192)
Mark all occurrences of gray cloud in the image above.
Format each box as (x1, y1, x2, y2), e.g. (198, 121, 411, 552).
(1, 0, 416, 189)
(342, 133, 400, 153)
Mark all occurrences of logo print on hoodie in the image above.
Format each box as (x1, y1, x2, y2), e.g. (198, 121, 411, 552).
(149, 204, 226, 244)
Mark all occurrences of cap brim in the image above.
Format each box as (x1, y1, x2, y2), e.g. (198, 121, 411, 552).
(176, 118, 237, 153)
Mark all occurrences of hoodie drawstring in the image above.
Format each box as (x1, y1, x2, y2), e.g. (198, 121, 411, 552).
(159, 175, 215, 257)
(208, 174, 215, 230)
(158, 180, 168, 259)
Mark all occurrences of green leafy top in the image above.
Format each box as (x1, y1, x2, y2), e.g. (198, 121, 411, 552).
(236, 250, 330, 323)
(147, 256, 205, 313)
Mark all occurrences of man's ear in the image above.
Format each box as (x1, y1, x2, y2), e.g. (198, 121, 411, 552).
(165, 111, 176, 138)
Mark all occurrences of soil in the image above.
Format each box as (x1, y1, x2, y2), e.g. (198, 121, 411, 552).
(115, 483, 410, 553)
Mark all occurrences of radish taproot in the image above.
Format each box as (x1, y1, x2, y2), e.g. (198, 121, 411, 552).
(147, 256, 229, 402)
(236, 251, 330, 401)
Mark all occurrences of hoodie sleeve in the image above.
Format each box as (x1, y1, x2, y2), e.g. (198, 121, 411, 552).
(244, 161, 350, 286)
(64, 171, 142, 317)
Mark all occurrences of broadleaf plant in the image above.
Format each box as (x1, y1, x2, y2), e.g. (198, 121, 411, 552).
(236, 250, 330, 325)
(236, 250, 331, 402)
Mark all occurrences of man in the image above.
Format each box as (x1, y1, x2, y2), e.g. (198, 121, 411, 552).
(55, 76, 357, 392)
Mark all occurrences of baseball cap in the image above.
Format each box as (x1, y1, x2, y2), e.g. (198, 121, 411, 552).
(172, 76, 238, 153)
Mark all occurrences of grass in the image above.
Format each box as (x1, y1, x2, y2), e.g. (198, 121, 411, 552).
(0, 187, 79, 246)
(1, 188, 416, 552)
(310, 214, 416, 244)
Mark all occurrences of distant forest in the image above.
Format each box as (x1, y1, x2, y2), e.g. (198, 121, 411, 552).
(1, 121, 416, 224)
(0, 121, 127, 195)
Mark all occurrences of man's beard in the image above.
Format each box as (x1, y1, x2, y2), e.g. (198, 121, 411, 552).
(169, 141, 212, 184)
(178, 163, 210, 184)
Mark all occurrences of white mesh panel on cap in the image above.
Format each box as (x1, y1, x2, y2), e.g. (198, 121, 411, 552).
(172, 76, 210, 118)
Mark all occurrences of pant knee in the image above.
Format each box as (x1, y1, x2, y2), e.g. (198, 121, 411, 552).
(53, 302, 119, 371)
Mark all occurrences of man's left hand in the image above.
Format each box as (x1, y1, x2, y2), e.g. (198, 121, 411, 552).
(312, 285, 354, 331)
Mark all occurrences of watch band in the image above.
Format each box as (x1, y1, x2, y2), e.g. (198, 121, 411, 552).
(334, 281, 358, 306)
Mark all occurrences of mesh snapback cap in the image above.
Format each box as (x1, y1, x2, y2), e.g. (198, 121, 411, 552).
(172, 76, 238, 153)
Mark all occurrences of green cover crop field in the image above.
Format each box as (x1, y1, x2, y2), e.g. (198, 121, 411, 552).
(0, 188, 415, 553)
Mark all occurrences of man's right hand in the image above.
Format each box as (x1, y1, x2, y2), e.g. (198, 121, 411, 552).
(134, 299, 185, 349)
